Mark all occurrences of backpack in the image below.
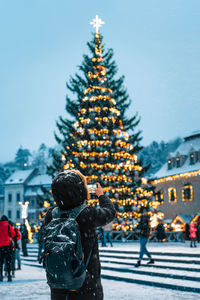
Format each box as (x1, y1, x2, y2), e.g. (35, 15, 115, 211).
(43, 203, 92, 290)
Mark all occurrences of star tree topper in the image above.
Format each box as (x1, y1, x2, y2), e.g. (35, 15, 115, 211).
(90, 15, 105, 34)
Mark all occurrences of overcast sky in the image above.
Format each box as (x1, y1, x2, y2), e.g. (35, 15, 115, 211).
(0, 0, 200, 163)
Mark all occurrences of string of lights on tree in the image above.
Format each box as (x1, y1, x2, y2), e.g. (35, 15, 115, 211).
(47, 15, 163, 231)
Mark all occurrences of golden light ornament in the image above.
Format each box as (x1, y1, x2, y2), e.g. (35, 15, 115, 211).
(43, 201, 50, 208)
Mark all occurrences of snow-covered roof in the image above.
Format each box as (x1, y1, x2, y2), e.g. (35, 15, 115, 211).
(163, 219, 172, 224)
(27, 174, 52, 186)
(24, 186, 49, 197)
(5, 169, 34, 185)
(169, 135, 200, 156)
(153, 132, 200, 179)
(172, 214, 194, 224)
(153, 158, 200, 179)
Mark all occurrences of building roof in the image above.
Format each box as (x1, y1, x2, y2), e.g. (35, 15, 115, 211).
(172, 214, 194, 224)
(27, 174, 52, 186)
(24, 186, 49, 197)
(153, 132, 200, 179)
(170, 134, 200, 156)
(163, 219, 172, 224)
(5, 169, 34, 185)
(24, 174, 52, 197)
(153, 159, 200, 179)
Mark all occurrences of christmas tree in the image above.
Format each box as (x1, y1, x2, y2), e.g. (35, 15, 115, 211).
(48, 16, 161, 230)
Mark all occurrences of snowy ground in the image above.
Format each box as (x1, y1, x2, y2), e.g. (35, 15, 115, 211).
(0, 264, 198, 300)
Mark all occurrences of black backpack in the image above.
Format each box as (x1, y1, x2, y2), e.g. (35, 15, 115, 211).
(43, 203, 92, 290)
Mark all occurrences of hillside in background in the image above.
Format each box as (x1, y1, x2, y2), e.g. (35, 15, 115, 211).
(139, 137, 182, 177)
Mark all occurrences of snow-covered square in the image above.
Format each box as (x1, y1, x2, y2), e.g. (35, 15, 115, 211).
(0, 242, 199, 299)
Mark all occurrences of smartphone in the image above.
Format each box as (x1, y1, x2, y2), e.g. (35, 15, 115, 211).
(88, 184, 97, 194)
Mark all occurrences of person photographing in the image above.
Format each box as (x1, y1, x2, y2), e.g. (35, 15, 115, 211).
(43, 170, 116, 300)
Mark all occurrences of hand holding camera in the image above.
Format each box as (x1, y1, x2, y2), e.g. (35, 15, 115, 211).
(88, 183, 104, 197)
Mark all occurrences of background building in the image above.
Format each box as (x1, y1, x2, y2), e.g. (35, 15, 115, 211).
(3, 169, 51, 224)
(152, 131, 200, 219)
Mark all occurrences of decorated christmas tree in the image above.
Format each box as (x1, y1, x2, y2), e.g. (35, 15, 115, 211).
(48, 16, 162, 230)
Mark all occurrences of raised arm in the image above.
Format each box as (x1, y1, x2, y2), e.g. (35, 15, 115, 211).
(81, 183, 116, 228)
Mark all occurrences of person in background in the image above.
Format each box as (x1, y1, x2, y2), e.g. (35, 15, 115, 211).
(189, 223, 197, 248)
(102, 221, 113, 247)
(20, 224, 29, 256)
(156, 220, 166, 242)
(0, 215, 15, 282)
(97, 227, 105, 247)
(5, 221, 20, 278)
(135, 213, 154, 267)
(184, 223, 190, 241)
(13, 223, 21, 271)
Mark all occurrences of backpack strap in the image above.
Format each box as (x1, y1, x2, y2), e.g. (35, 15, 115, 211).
(52, 203, 87, 220)
(68, 203, 88, 219)
(8, 223, 11, 238)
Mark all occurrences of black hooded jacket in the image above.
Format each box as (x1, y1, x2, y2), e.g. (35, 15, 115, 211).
(44, 194, 116, 299)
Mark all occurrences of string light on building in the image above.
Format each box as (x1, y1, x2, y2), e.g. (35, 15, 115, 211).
(152, 170, 200, 184)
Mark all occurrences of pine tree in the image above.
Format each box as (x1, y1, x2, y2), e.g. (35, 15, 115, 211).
(15, 146, 31, 169)
(48, 24, 160, 230)
(32, 143, 48, 174)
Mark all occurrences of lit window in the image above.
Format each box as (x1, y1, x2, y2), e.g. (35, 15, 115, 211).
(155, 191, 163, 203)
(176, 157, 180, 168)
(168, 187, 177, 203)
(168, 160, 172, 170)
(190, 153, 195, 165)
(182, 185, 193, 202)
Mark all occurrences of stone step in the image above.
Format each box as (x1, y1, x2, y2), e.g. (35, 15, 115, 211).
(101, 262, 200, 282)
(99, 249, 200, 258)
(100, 258, 200, 273)
(101, 269, 200, 294)
(99, 253, 200, 264)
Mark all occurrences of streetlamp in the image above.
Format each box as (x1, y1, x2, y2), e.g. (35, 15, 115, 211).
(19, 201, 29, 220)
(19, 201, 33, 243)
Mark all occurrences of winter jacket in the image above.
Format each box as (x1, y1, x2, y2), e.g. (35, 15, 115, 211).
(20, 227, 28, 240)
(137, 219, 151, 238)
(189, 223, 197, 239)
(44, 194, 116, 299)
(0, 221, 15, 247)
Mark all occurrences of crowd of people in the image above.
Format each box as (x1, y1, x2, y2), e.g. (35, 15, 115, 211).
(0, 216, 29, 282)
